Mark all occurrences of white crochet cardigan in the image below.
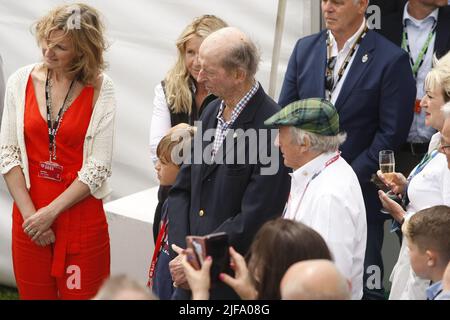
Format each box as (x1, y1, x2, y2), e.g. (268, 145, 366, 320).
(0, 64, 116, 199)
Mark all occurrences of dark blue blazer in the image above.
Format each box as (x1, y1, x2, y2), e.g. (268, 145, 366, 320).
(279, 30, 416, 220)
(168, 85, 290, 298)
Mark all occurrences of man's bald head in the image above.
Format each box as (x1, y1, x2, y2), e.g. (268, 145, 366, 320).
(200, 27, 260, 80)
(280, 260, 351, 300)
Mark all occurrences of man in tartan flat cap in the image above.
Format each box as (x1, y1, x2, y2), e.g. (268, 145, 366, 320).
(265, 98, 367, 300)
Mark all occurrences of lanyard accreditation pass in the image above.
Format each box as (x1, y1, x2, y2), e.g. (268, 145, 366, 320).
(325, 26, 368, 101)
(401, 21, 437, 79)
(38, 70, 75, 182)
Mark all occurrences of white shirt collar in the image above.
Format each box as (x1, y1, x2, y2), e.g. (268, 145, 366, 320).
(328, 18, 366, 55)
(290, 151, 337, 184)
(403, 2, 438, 27)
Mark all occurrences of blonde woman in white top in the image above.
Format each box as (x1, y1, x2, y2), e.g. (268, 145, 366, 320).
(378, 51, 450, 300)
(0, 4, 116, 299)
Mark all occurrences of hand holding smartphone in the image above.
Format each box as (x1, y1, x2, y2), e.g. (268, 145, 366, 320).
(186, 232, 230, 283)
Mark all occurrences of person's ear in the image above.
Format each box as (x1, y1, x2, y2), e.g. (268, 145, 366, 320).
(426, 250, 437, 268)
(359, 0, 369, 13)
(301, 134, 311, 151)
(234, 68, 246, 81)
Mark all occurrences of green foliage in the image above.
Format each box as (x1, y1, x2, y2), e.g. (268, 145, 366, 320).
(0, 285, 19, 300)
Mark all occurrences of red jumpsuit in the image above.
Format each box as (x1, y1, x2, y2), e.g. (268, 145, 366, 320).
(11, 75, 110, 300)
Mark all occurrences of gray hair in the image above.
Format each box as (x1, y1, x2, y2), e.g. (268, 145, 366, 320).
(221, 37, 260, 79)
(290, 127, 347, 153)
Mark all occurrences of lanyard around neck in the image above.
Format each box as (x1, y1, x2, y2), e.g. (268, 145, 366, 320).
(408, 149, 438, 182)
(283, 152, 341, 218)
(45, 70, 76, 161)
(147, 217, 169, 288)
(326, 26, 368, 100)
(402, 149, 438, 208)
(401, 20, 437, 78)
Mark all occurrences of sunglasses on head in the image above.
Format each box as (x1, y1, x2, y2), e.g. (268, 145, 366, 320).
(325, 56, 337, 92)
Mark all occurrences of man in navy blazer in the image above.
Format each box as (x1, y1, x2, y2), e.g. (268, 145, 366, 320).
(168, 27, 290, 300)
(279, 0, 416, 299)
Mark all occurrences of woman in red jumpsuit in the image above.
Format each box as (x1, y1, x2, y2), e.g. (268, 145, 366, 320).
(1, 4, 115, 299)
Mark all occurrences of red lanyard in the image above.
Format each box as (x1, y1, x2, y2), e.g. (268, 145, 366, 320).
(147, 218, 169, 288)
(283, 153, 340, 218)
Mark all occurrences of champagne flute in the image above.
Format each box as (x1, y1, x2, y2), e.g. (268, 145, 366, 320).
(379, 150, 401, 214)
(379, 150, 395, 184)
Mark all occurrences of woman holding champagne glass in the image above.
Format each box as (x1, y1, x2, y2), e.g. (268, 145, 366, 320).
(377, 52, 450, 300)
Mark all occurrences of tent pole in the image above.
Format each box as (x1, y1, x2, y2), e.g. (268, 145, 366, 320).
(268, 0, 287, 99)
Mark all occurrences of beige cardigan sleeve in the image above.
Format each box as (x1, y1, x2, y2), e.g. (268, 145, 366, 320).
(0, 69, 23, 174)
(77, 74, 116, 197)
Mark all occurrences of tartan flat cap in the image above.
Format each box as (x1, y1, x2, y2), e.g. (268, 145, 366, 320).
(264, 98, 340, 136)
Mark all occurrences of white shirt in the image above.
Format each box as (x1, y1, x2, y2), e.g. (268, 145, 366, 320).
(150, 83, 171, 164)
(389, 133, 450, 300)
(403, 3, 439, 143)
(284, 152, 367, 300)
(327, 19, 366, 104)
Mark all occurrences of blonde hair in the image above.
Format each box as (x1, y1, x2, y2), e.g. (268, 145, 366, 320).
(164, 15, 227, 114)
(425, 51, 450, 103)
(33, 3, 108, 84)
(156, 123, 197, 166)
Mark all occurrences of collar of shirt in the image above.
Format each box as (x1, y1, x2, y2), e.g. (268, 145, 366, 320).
(290, 151, 338, 192)
(329, 18, 366, 57)
(426, 281, 443, 300)
(216, 81, 260, 127)
(403, 3, 438, 28)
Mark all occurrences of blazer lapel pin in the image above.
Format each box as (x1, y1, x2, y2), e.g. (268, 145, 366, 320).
(362, 54, 369, 63)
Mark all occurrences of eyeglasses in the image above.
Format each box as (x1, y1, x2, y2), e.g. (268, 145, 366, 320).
(325, 56, 337, 92)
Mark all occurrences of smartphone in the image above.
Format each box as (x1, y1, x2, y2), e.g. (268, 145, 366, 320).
(371, 174, 405, 209)
(370, 173, 390, 193)
(186, 232, 230, 283)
